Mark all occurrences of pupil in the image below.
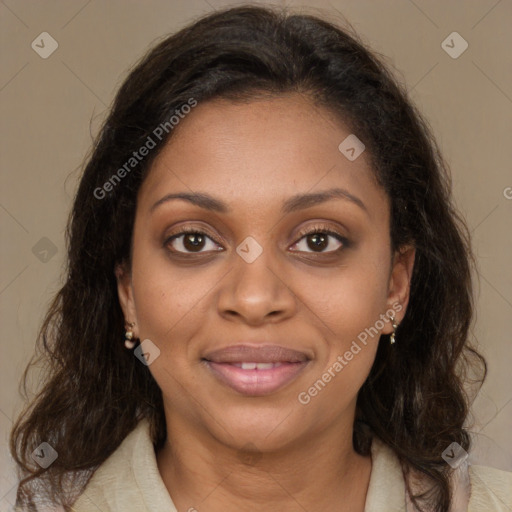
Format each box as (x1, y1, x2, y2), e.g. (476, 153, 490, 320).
(308, 233, 327, 251)
(184, 233, 204, 251)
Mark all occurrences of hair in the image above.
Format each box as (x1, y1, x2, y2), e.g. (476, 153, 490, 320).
(10, 5, 486, 511)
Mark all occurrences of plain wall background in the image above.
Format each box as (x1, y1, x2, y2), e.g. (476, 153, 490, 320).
(1, 0, 511, 507)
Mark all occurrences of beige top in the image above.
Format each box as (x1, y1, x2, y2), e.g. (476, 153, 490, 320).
(70, 418, 512, 511)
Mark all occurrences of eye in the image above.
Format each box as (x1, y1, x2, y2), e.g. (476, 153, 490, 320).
(164, 225, 348, 256)
(165, 228, 223, 254)
(290, 226, 347, 254)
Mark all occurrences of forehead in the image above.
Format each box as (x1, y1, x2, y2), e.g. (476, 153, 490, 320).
(139, 94, 387, 221)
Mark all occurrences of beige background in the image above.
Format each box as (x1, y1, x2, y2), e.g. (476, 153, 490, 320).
(1, 0, 511, 508)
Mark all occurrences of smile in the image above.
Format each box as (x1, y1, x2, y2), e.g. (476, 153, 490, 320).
(203, 344, 311, 396)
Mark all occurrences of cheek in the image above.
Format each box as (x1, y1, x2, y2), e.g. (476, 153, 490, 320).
(130, 243, 211, 344)
(295, 270, 385, 422)
(292, 246, 390, 400)
(297, 255, 390, 339)
(130, 257, 214, 402)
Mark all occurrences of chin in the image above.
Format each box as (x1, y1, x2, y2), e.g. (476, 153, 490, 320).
(205, 401, 306, 452)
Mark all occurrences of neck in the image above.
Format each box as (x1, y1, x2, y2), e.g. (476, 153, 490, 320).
(156, 412, 372, 511)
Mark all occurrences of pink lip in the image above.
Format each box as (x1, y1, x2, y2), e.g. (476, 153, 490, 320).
(203, 344, 310, 364)
(205, 361, 309, 396)
(203, 344, 311, 396)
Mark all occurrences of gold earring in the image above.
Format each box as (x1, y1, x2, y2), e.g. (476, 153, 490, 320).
(124, 322, 136, 349)
(390, 313, 398, 345)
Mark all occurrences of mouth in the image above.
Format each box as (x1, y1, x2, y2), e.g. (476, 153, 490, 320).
(202, 344, 311, 396)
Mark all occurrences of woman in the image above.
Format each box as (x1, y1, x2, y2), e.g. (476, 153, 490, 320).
(10, 5, 512, 512)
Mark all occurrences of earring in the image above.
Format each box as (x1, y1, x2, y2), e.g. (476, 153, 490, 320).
(124, 322, 136, 349)
(389, 313, 398, 345)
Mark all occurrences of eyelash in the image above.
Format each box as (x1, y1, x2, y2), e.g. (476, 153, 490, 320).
(164, 224, 348, 256)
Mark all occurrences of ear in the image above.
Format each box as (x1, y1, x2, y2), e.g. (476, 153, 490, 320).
(115, 262, 139, 336)
(381, 246, 415, 334)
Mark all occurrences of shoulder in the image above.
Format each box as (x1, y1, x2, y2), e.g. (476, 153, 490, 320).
(70, 421, 143, 511)
(70, 418, 176, 511)
(364, 437, 408, 511)
(468, 464, 512, 511)
(367, 438, 512, 512)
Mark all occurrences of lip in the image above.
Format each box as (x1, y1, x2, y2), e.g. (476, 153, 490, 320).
(203, 344, 311, 396)
(203, 344, 310, 364)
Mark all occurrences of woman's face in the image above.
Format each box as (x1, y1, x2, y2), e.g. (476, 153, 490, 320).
(117, 93, 414, 452)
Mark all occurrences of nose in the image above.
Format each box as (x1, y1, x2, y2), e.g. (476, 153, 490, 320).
(216, 244, 297, 326)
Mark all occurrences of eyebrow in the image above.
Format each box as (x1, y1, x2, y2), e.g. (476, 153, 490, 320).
(150, 187, 367, 215)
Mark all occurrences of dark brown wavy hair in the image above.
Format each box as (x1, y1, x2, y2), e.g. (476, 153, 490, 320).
(10, 5, 486, 511)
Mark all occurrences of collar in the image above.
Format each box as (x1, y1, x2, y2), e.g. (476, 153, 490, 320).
(73, 418, 409, 511)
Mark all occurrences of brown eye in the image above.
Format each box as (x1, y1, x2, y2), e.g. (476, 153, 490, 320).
(166, 230, 222, 254)
(291, 229, 346, 254)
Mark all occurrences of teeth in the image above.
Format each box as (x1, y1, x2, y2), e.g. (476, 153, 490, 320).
(254, 362, 275, 370)
(233, 362, 283, 370)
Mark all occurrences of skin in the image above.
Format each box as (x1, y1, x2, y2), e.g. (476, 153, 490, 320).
(116, 93, 415, 511)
